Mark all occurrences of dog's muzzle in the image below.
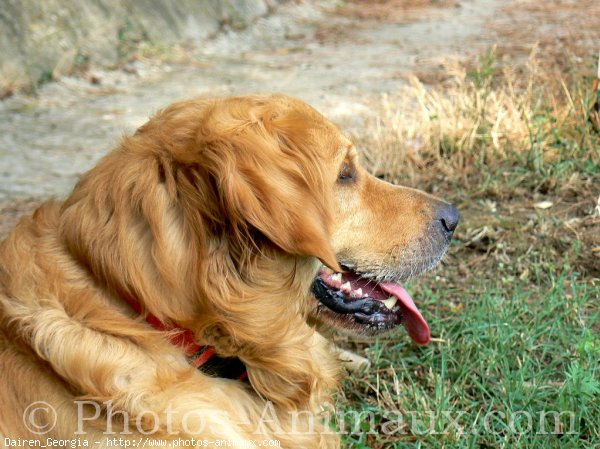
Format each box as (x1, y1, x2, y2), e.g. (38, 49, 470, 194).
(311, 266, 430, 344)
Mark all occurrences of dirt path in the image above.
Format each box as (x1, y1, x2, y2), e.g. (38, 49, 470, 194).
(0, 0, 509, 205)
(2, 0, 599, 215)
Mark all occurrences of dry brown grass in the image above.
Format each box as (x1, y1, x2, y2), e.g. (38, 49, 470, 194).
(358, 50, 599, 190)
(353, 50, 600, 281)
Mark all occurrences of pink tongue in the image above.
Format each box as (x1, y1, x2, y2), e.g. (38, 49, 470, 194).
(380, 283, 430, 345)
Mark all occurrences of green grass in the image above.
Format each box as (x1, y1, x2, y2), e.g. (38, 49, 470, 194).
(337, 271, 599, 448)
(334, 49, 600, 448)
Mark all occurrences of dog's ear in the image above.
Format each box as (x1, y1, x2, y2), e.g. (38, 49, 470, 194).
(229, 168, 340, 272)
(196, 110, 340, 272)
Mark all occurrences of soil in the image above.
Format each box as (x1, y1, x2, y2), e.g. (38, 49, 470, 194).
(0, 0, 598, 235)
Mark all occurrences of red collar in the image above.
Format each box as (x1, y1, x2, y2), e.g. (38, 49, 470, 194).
(123, 295, 247, 381)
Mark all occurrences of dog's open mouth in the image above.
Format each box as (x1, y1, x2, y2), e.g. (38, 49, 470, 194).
(312, 266, 430, 344)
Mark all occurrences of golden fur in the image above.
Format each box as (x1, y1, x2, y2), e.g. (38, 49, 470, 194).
(0, 94, 452, 448)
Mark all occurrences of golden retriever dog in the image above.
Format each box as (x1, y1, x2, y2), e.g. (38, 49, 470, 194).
(0, 94, 458, 448)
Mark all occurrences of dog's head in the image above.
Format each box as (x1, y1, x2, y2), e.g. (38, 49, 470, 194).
(63, 94, 457, 345)
(312, 144, 458, 343)
(172, 94, 457, 344)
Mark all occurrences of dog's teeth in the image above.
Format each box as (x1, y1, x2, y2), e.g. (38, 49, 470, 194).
(341, 282, 352, 293)
(355, 288, 363, 297)
(331, 273, 342, 283)
(382, 296, 398, 310)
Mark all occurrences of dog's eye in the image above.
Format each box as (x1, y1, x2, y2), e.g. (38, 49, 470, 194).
(338, 162, 356, 183)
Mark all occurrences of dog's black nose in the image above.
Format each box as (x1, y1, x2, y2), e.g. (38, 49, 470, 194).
(436, 203, 460, 236)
